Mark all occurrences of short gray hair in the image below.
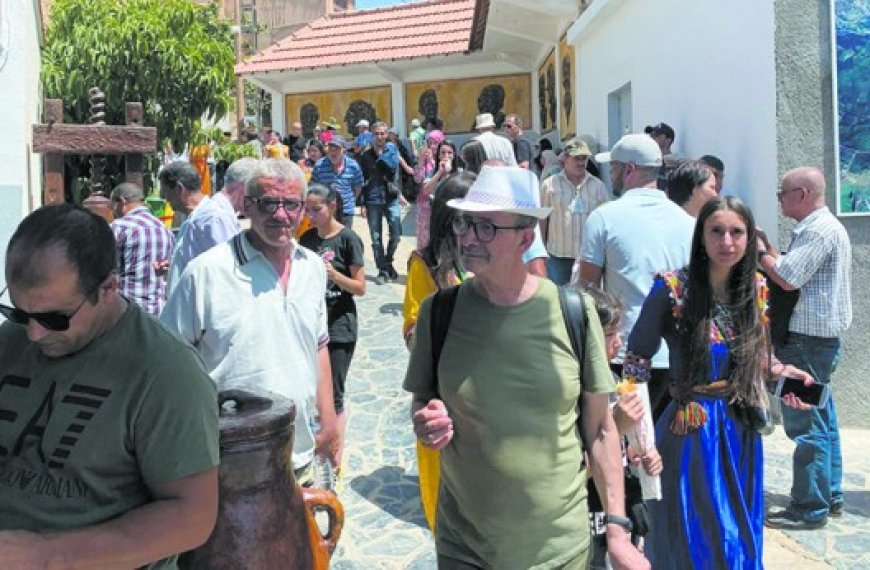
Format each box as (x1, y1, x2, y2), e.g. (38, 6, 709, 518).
(245, 158, 308, 198)
(634, 165, 661, 186)
(372, 121, 388, 132)
(225, 157, 260, 187)
(110, 182, 144, 203)
(158, 161, 201, 193)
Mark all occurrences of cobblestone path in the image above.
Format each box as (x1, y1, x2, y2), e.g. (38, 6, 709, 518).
(329, 223, 869, 569)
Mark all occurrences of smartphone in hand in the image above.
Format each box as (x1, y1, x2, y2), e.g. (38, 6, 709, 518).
(775, 377, 831, 408)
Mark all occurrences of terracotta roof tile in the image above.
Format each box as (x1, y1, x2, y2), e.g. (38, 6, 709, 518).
(237, 0, 483, 75)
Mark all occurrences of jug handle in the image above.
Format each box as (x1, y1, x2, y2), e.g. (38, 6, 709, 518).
(302, 487, 345, 567)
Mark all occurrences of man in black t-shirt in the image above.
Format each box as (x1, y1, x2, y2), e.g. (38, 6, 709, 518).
(282, 121, 308, 162)
(502, 114, 534, 169)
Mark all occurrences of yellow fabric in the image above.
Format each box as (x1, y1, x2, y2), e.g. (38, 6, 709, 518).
(402, 252, 438, 339)
(189, 144, 211, 196)
(295, 215, 313, 241)
(265, 142, 290, 158)
(403, 252, 440, 530)
(404, 250, 468, 532)
(416, 440, 440, 532)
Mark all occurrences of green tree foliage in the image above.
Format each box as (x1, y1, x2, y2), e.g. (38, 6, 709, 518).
(42, 0, 235, 149)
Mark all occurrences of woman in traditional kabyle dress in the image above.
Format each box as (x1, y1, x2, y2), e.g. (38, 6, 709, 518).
(623, 196, 814, 569)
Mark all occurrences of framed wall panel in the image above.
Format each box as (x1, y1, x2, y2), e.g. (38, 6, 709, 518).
(284, 86, 392, 139)
(405, 74, 531, 135)
(538, 49, 557, 133)
(833, 0, 870, 215)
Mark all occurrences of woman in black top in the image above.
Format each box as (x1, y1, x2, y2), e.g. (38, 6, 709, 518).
(300, 184, 366, 470)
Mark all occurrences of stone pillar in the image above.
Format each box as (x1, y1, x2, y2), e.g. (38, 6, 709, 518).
(775, 0, 870, 428)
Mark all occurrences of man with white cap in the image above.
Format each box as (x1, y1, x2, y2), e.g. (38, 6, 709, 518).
(405, 166, 649, 569)
(577, 133, 695, 421)
(473, 112, 516, 168)
(355, 119, 373, 153)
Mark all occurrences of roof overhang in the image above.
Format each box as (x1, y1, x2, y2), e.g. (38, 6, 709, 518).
(238, 0, 581, 94)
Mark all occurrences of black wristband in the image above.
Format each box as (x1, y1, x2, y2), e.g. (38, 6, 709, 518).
(604, 513, 633, 533)
(757, 251, 770, 263)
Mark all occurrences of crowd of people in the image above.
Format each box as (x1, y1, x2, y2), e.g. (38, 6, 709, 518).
(0, 108, 852, 569)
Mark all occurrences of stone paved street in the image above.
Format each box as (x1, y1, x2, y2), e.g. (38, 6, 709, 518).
(329, 217, 870, 569)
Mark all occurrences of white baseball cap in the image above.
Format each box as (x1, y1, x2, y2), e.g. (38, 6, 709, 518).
(595, 133, 663, 167)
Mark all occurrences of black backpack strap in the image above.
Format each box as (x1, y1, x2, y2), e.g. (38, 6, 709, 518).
(429, 285, 461, 395)
(560, 286, 589, 457)
(558, 286, 588, 388)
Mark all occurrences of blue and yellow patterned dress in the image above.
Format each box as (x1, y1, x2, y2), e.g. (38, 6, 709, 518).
(625, 268, 769, 569)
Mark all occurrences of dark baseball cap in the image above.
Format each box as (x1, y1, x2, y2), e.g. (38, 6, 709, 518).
(646, 122, 675, 140)
(326, 135, 347, 148)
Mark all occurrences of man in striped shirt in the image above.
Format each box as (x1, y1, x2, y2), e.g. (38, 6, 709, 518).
(539, 137, 609, 285)
(760, 166, 853, 530)
(311, 136, 364, 227)
(110, 183, 174, 315)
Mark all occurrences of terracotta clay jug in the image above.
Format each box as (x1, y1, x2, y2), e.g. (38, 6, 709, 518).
(184, 389, 343, 569)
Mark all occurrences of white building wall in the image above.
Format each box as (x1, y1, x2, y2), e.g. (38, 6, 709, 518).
(0, 0, 42, 282)
(569, 0, 780, 244)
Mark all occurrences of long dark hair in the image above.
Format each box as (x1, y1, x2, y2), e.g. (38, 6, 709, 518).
(435, 140, 460, 175)
(680, 196, 766, 406)
(306, 184, 343, 222)
(421, 171, 475, 282)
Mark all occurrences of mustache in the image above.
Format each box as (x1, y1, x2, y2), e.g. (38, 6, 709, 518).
(460, 246, 488, 259)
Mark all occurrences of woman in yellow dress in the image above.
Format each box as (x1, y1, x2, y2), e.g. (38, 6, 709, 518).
(402, 171, 474, 530)
(264, 130, 290, 159)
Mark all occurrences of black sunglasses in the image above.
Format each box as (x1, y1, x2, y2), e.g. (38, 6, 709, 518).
(0, 286, 93, 332)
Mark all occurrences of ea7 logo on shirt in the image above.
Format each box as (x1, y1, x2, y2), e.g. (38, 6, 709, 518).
(0, 376, 111, 469)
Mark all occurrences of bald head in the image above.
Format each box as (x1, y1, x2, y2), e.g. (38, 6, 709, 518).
(782, 166, 825, 198)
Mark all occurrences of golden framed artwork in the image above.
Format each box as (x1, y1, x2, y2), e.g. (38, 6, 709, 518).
(559, 34, 577, 139)
(538, 49, 557, 133)
(284, 86, 393, 139)
(405, 74, 531, 135)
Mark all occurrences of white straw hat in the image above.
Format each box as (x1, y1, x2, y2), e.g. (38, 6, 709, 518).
(447, 165, 551, 219)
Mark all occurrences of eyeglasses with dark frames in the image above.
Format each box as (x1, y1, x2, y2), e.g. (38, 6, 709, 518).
(776, 186, 805, 201)
(245, 197, 304, 215)
(452, 215, 529, 243)
(0, 281, 102, 332)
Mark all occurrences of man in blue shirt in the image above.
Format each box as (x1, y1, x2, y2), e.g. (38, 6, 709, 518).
(311, 135, 364, 227)
(358, 122, 403, 284)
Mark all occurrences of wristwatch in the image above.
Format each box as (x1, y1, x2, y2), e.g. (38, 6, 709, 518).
(603, 513, 633, 533)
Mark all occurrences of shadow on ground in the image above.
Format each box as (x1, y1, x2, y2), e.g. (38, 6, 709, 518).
(379, 302, 404, 316)
(766, 490, 870, 518)
(349, 465, 428, 530)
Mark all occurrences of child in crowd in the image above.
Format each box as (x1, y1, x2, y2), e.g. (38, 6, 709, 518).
(580, 286, 662, 569)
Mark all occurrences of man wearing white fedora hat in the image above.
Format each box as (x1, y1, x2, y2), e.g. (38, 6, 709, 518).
(405, 166, 648, 569)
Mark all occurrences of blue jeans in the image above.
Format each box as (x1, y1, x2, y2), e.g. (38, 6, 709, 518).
(546, 255, 574, 285)
(365, 200, 402, 271)
(778, 333, 842, 521)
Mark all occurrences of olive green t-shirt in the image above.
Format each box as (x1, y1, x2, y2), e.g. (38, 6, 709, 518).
(0, 303, 219, 569)
(404, 278, 615, 569)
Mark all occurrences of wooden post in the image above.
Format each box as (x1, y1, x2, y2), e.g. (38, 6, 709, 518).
(125, 103, 145, 189)
(42, 99, 65, 206)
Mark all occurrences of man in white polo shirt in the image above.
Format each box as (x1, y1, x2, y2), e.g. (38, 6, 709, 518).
(577, 133, 695, 421)
(161, 158, 338, 480)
